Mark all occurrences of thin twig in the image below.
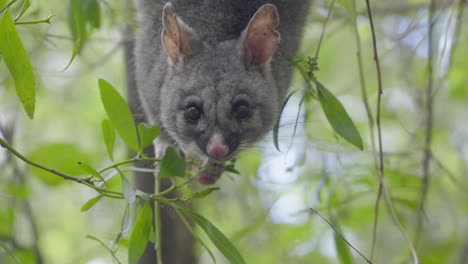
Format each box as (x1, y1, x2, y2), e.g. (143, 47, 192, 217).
(314, 0, 336, 59)
(364, 0, 420, 263)
(0, 137, 124, 198)
(416, 0, 437, 248)
(309, 208, 373, 264)
(98, 157, 160, 174)
(349, 0, 381, 259)
(15, 15, 54, 25)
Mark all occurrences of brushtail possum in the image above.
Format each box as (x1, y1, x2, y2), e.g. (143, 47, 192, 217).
(134, 0, 311, 184)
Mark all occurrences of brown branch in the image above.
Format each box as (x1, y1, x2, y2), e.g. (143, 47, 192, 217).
(349, 0, 381, 259)
(364, 0, 420, 263)
(416, 0, 437, 248)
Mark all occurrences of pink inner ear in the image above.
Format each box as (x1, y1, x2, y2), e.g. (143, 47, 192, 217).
(242, 4, 280, 66)
(245, 28, 280, 65)
(163, 30, 181, 64)
(161, 3, 183, 65)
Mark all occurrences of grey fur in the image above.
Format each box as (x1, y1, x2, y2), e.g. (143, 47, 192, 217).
(134, 0, 311, 179)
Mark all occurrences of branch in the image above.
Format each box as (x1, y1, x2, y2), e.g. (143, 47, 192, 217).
(416, 0, 437, 247)
(0, 137, 124, 198)
(363, 0, 419, 263)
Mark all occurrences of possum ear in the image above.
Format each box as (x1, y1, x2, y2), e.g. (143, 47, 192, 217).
(161, 3, 200, 66)
(240, 4, 280, 67)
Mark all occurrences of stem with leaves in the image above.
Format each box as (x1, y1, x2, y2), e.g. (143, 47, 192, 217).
(154, 172, 163, 264)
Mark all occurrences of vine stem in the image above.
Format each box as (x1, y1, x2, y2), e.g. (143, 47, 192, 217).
(415, 0, 437, 247)
(349, 0, 379, 259)
(0, 137, 125, 198)
(154, 165, 163, 264)
(362, 0, 419, 263)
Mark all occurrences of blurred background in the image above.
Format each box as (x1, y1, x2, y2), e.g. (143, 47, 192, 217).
(1, 0, 467, 263)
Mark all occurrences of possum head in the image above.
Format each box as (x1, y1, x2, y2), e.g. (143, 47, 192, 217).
(159, 3, 281, 167)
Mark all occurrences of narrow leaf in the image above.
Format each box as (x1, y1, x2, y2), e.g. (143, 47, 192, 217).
(315, 80, 363, 150)
(128, 201, 152, 264)
(273, 91, 296, 151)
(120, 173, 136, 204)
(334, 226, 354, 264)
(77, 162, 105, 182)
(120, 204, 131, 236)
(178, 206, 246, 264)
(80, 195, 103, 212)
(224, 163, 239, 175)
(182, 187, 220, 201)
(0, 8, 35, 118)
(14, 0, 30, 21)
(158, 147, 186, 178)
(137, 123, 160, 152)
(98, 79, 139, 152)
(101, 119, 115, 161)
(175, 208, 217, 264)
(85, 0, 100, 28)
(61, 40, 79, 71)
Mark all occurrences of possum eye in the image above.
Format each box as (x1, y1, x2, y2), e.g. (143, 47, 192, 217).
(185, 104, 202, 122)
(232, 101, 251, 120)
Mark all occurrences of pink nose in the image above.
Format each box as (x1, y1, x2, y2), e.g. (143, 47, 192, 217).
(206, 133, 229, 160)
(207, 144, 228, 160)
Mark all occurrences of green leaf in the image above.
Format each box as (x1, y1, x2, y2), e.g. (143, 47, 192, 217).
(98, 79, 139, 152)
(77, 162, 105, 182)
(314, 80, 363, 150)
(61, 40, 78, 71)
(67, 0, 100, 54)
(178, 206, 246, 264)
(85, 0, 100, 28)
(80, 195, 103, 212)
(175, 209, 217, 264)
(182, 187, 220, 201)
(102, 119, 116, 161)
(0, 8, 36, 119)
(128, 200, 152, 264)
(224, 163, 239, 175)
(120, 204, 131, 236)
(334, 228, 354, 264)
(120, 174, 136, 204)
(158, 147, 186, 178)
(14, 0, 30, 21)
(29, 144, 91, 186)
(273, 91, 296, 151)
(137, 123, 160, 152)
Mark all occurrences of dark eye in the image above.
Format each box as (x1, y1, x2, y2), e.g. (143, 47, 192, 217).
(185, 105, 202, 122)
(233, 102, 251, 120)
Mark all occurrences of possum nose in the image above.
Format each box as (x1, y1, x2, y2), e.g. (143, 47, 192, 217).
(207, 133, 229, 160)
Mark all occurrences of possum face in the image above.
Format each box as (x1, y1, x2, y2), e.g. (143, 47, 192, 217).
(159, 3, 281, 165)
(160, 43, 279, 163)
